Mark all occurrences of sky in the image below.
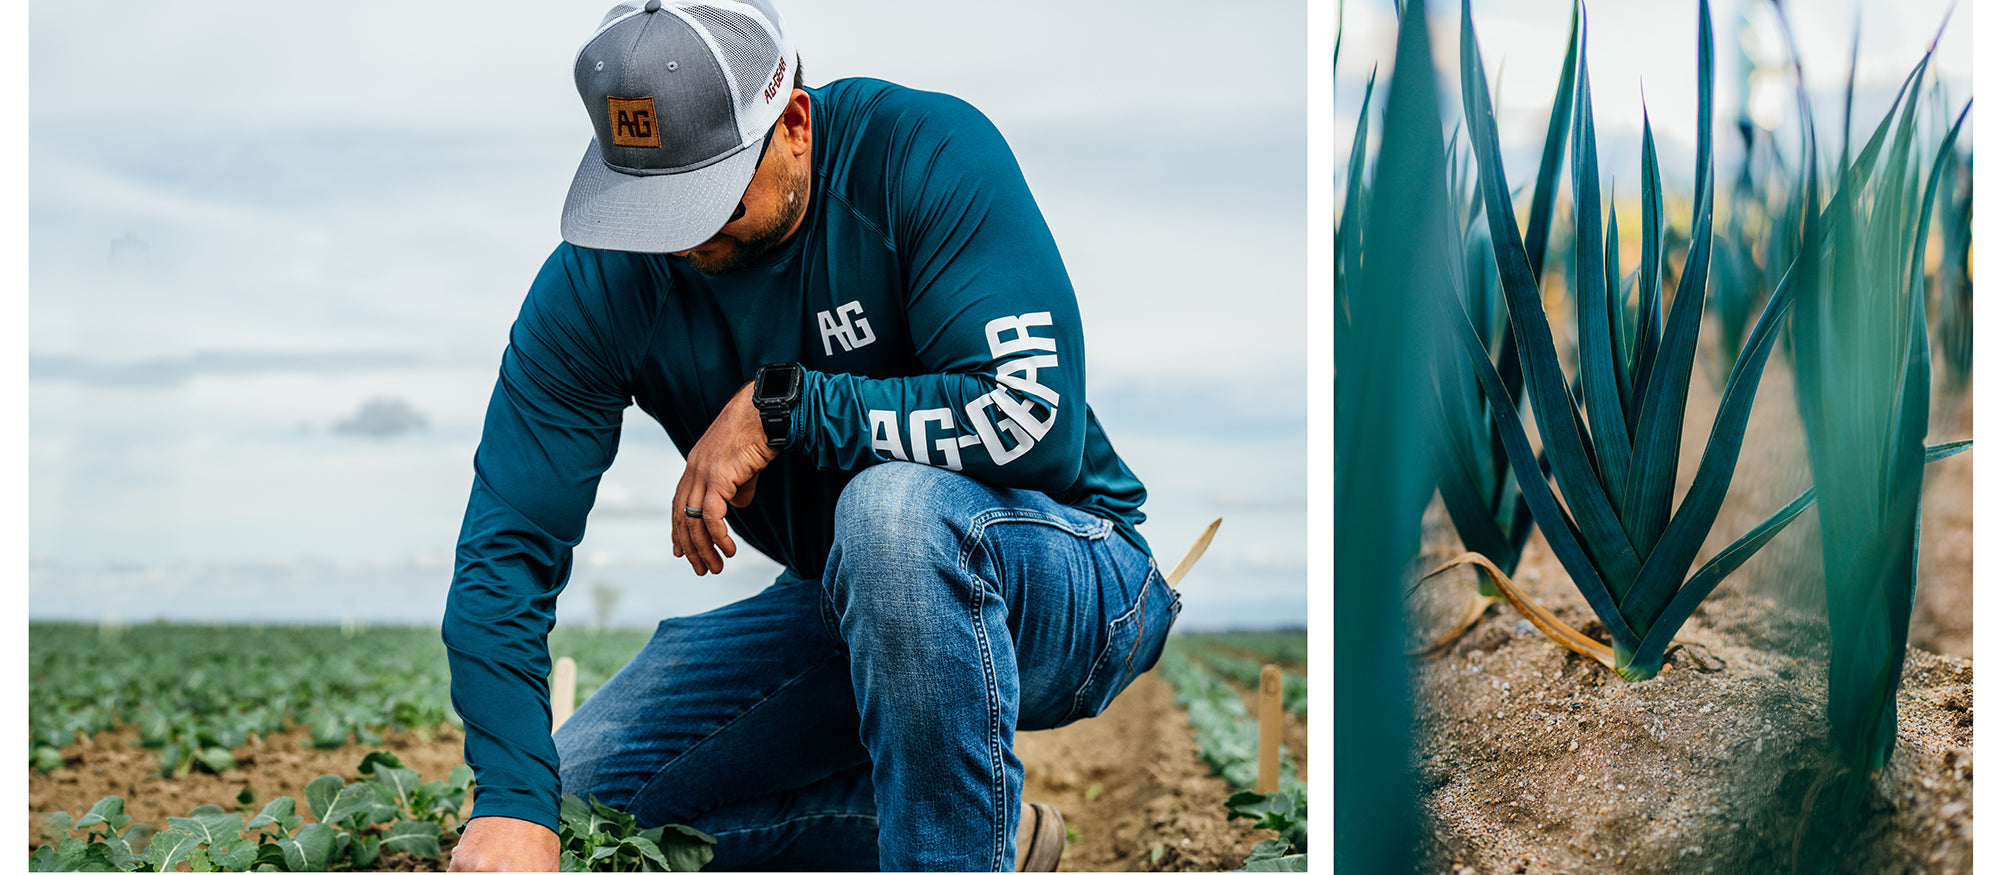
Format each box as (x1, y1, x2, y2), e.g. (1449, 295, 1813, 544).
(1335, 0, 1976, 198)
(26, 0, 1308, 630)
(18, 0, 1983, 635)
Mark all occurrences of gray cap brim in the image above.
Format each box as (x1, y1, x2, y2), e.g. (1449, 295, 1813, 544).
(560, 134, 767, 253)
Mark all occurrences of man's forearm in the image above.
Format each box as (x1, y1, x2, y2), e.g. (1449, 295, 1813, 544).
(442, 599, 564, 832)
(790, 360, 1086, 494)
(448, 816, 560, 872)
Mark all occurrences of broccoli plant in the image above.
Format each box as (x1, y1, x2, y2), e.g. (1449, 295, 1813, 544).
(1227, 789, 1307, 872)
(31, 797, 146, 872)
(30, 751, 476, 872)
(557, 794, 715, 872)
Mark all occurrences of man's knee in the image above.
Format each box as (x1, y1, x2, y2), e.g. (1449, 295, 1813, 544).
(831, 462, 974, 555)
(553, 723, 596, 788)
(823, 463, 988, 630)
(553, 715, 625, 809)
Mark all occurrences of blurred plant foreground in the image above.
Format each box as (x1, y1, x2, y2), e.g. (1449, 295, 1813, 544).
(1334, 0, 1972, 871)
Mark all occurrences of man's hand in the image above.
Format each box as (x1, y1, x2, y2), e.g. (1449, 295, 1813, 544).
(673, 382, 779, 575)
(448, 816, 560, 872)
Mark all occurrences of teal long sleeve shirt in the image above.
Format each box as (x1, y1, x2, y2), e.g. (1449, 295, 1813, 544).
(442, 78, 1150, 831)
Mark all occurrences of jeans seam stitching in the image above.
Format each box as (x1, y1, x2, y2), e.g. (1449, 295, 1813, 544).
(962, 518, 1011, 870)
(702, 812, 881, 839)
(965, 506, 1112, 542)
(817, 578, 843, 648)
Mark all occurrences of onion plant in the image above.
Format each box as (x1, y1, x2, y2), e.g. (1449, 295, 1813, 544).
(1931, 136, 1972, 389)
(1435, 0, 1818, 681)
(1750, 2, 1974, 786)
(1423, 1, 1580, 581)
(1332, 65, 1374, 357)
(1708, 126, 1768, 381)
(1792, 44, 1972, 793)
(1333, 0, 1451, 867)
(1434, 0, 1974, 710)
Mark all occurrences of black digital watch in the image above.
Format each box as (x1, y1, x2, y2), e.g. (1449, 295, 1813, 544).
(752, 362, 804, 450)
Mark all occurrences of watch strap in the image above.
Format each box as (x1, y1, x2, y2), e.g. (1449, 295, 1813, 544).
(753, 362, 803, 450)
(760, 408, 791, 449)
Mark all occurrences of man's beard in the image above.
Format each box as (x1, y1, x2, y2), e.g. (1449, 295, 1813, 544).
(682, 159, 809, 275)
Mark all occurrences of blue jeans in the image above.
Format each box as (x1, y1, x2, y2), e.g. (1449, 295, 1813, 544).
(554, 462, 1180, 870)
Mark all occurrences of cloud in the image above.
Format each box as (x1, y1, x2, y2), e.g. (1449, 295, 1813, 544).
(1204, 489, 1306, 513)
(332, 396, 429, 439)
(108, 232, 152, 267)
(1091, 377, 1306, 438)
(29, 350, 426, 390)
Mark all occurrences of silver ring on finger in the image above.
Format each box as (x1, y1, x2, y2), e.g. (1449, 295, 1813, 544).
(683, 505, 704, 519)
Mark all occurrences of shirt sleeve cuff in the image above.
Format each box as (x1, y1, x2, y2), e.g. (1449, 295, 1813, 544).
(465, 784, 561, 834)
(786, 368, 821, 453)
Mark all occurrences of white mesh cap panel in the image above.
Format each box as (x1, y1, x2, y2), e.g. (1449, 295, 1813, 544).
(684, 5, 777, 86)
(677, 1, 792, 140)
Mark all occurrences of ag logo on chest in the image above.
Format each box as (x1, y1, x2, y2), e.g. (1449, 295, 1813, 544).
(817, 301, 876, 356)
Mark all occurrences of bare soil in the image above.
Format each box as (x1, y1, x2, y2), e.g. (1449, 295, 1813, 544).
(1403, 366, 1973, 874)
(30, 670, 1296, 872)
(1018, 670, 1302, 872)
(27, 724, 468, 870)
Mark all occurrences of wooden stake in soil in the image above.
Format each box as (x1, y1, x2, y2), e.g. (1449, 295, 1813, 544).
(1165, 518, 1223, 588)
(1257, 664, 1283, 793)
(551, 656, 578, 732)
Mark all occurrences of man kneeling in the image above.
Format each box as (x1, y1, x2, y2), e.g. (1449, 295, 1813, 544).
(442, 2, 1176, 869)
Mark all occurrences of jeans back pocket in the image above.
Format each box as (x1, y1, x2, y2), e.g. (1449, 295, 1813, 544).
(1059, 569, 1182, 726)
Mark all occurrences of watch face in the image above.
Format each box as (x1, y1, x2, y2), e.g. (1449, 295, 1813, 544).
(758, 365, 798, 402)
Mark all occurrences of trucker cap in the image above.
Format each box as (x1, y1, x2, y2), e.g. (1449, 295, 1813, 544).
(561, 0, 798, 253)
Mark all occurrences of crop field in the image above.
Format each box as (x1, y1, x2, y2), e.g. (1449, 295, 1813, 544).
(28, 624, 648, 779)
(27, 624, 661, 870)
(28, 623, 1307, 871)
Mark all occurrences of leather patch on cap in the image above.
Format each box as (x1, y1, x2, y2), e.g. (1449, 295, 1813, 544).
(608, 96, 661, 148)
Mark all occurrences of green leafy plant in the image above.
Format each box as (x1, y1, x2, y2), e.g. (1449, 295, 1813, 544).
(1424, 0, 1579, 583)
(1332, 0, 1447, 870)
(1156, 646, 1309, 870)
(557, 794, 715, 872)
(1930, 128, 1972, 388)
(1185, 632, 1306, 668)
(28, 624, 654, 771)
(1790, 36, 1972, 800)
(31, 752, 478, 872)
(1437, 11, 1977, 797)
(1332, 62, 1374, 356)
(1435, 0, 1847, 681)
(1176, 640, 1307, 716)
(31, 796, 331, 873)
(147, 804, 270, 872)
(361, 752, 477, 828)
(1709, 136, 1769, 381)
(301, 751, 472, 868)
(1227, 789, 1307, 871)
(31, 797, 146, 872)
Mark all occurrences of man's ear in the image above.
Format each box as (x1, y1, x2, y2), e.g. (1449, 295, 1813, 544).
(779, 89, 812, 158)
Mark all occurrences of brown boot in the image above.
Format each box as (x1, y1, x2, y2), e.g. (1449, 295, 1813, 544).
(1016, 801, 1066, 871)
